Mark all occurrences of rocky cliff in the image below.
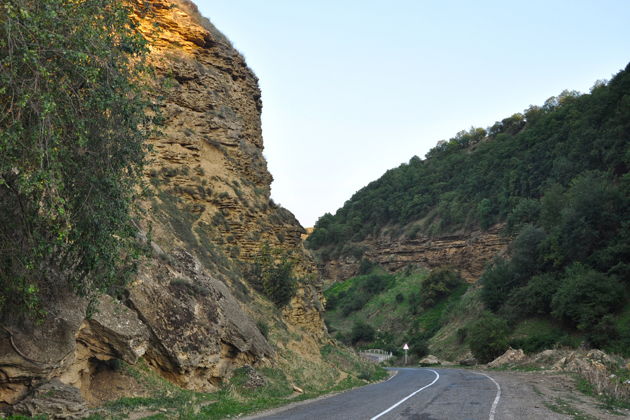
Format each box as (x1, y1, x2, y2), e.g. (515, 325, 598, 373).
(1, 0, 328, 413)
(321, 225, 509, 283)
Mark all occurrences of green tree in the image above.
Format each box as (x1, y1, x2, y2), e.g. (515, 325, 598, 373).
(551, 264, 624, 331)
(0, 0, 154, 317)
(477, 198, 494, 230)
(410, 267, 462, 310)
(468, 312, 509, 363)
(480, 259, 514, 312)
(250, 244, 297, 308)
(350, 321, 375, 345)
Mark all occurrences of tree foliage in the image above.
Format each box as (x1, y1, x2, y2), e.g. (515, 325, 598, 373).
(0, 0, 154, 317)
(250, 244, 297, 308)
(307, 64, 630, 262)
(551, 264, 625, 331)
(480, 170, 629, 352)
(468, 312, 509, 364)
(409, 267, 462, 312)
(308, 62, 630, 354)
(350, 321, 375, 345)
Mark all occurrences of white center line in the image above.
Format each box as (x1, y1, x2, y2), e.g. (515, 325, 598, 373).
(370, 369, 440, 420)
(475, 372, 501, 420)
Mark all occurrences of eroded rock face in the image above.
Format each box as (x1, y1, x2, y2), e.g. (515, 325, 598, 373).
(11, 380, 88, 420)
(321, 225, 509, 283)
(135, 0, 325, 333)
(2, 0, 328, 411)
(128, 248, 272, 391)
(0, 294, 87, 405)
(59, 295, 150, 397)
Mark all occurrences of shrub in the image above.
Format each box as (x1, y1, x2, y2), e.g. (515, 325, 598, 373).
(507, 198, 541, 232)
(407, 334, 429, 358)
(358, 258, 376, 275)
(250, 244, 297, 308)
(502, 273, 558, 321)
(350, 321, 375, 345)
(417, 267, 463, 308)
(341, 292, 369, 316)
(509, 330, 565, 354)
(468, 312, 510, 363)
(456, 328, 467, 344)
(362, 273, 390, 295)
(551, 264, 624, 332)
(480, 259, 515, 312)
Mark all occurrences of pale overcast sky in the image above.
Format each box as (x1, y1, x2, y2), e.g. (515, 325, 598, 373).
(193, 0, 630, 227)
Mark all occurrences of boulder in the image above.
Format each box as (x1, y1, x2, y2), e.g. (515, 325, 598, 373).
(458, 356, 478, 366)
(128, 248, 273, 391)
(11, 379, 88, 419)
(78, 294, 150, 364)
(419, 355, 441, 365)
(488, 348, 527, 368)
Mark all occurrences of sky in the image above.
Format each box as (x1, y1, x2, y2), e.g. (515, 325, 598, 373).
(192, 0, 630, 228)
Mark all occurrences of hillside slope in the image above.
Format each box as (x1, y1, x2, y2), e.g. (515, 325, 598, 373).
(308, 63, 630, 285)
(313, 64, 630, 361)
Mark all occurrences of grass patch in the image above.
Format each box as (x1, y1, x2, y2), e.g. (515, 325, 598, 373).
(575, 374, 630, 412)
(543, 397, 597, 420)
(87, 347, 382, 420)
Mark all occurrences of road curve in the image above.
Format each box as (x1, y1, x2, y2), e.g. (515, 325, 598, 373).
(250, 368, 501, 420)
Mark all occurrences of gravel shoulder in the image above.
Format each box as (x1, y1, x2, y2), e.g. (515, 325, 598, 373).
(484, 369, 630, 419)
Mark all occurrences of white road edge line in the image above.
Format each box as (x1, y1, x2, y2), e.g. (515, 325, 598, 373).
(369, 369, 440, 420)
(476, 372, 501, 420)
(383, 370, 398, 383)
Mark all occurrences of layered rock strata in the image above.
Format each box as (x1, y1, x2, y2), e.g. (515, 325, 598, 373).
(322, 226, 509, 283)
(1, 0, 326, 412)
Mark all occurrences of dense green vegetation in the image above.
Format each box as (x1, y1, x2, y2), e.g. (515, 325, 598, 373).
(307, 64, 630, 255)
(0, 0, 155, 317)
(324, 267, 468, 359)
(479, 173, 630, 354)
(314, 63, 629, 357)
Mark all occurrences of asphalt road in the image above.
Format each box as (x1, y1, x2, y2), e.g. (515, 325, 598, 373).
(250, 368, 501, 420)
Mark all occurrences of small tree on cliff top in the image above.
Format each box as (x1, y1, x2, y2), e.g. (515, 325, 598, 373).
(0, 0, 155, 317)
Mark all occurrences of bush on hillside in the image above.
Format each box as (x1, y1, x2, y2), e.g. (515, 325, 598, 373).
(551, 264, 624, 332)
(407, 334, 429, 358)
(351, 321, 375, 345)
(501, 273, 558, 321)
(480, 259, 514, 312)
(468, 312, 510, 363)
(423, 268, 462, 306)
(250, 244, 297, 308)
(327, 272, 395, 317)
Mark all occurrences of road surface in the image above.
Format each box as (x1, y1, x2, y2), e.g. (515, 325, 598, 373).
(250, 368, 501, 420)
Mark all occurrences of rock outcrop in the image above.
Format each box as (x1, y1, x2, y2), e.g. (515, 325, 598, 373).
(135, 0, 324, 331)
(1, 0, 327, 412)
(128, 248, 272, 391)
(322, 225, 509, 283)
(12, 380, 88, 419)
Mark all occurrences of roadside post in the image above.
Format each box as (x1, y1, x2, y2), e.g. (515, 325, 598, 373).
(403, 343, 409, 365)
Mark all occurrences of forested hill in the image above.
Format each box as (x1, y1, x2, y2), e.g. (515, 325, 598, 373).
(309, 62, 630, 357)
(307, 62, 630, 252)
